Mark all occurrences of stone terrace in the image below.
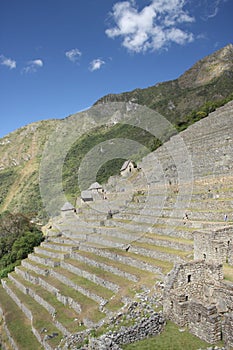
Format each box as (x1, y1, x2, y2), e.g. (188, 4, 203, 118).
(1, 101, 233, 349)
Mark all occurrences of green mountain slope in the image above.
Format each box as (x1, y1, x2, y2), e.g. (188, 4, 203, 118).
(0, 44, 233, 218)
(95, 44, 233, 128)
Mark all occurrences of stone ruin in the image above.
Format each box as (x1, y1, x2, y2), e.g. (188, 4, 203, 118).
(163, 226, 233, 349)
(1, 101, 233, 349)
(194, 226, 233, 266)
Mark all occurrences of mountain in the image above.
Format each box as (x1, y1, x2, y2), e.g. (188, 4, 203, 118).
(0, 44, 233, 218)
(95, 44, 233, 127)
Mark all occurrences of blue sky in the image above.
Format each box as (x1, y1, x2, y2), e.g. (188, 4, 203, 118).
(0, 0, 232, 138)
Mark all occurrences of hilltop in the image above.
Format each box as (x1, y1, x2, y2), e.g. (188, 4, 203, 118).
(0, 44, 233, 217)
(95, 44, 233, 127)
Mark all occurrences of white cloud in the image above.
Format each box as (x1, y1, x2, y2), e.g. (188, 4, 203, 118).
(65, 48, 82, 63)
(0, 55, 16, 69)
(199, 0, 224, 20)
(22, 59, 43, 73)
(106, 0, 195, 53)
(89, 59, 105, 72)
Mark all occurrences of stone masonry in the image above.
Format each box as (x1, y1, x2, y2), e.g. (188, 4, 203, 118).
(163, 260, 233, 349)
(194, 226, 233, 265)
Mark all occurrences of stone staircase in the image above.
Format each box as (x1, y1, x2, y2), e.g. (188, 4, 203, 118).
(1, 101, 233, 349)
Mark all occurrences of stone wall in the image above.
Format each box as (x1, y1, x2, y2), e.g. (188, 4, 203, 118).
(0, 307, 19, 350)
(69, 252, 138, 282)
(50, 270, 107, 305)
(223, 313, 233, 350)
(1, 280, 33, 322)
(163, 261, 233, 348)
(34, 247, 70, 260)
(7, 274, 56, 317)
(86, 313, 165, 349)
(188, 302, 221, 344)
(3, 323, 19, 350)
(194, 226, 233, 265)
(61, 259, 120, 293)
(15, 267, 82, 314)
(28, 253, 60, 268)
(79, 244, 164, 276)
(61, 294, 165, 350)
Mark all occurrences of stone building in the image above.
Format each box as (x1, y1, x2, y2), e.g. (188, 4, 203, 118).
(163, 260, 233, 348)
(60, 202, 76, 217)
(194, 226, 233, 265)
(120, 160, 137, 177)
(88, 182, 103, 193)
(81, 190, 93, 203)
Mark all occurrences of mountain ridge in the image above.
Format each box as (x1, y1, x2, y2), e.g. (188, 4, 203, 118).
(0, 43, 233, 217)
(95, 43, 233, 123)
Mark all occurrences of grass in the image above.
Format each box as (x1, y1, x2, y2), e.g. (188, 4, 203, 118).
(105, 247, 174, 274)
(143, 232, 193, 246)
(132, 241, 191, 259)
(3, 279, 63, 348)
(223, 264, 233, 282)
(0, 285, 43, 350)
(64, 258, 134, 290)
(55, 266, 114, 299)
(10, 270, 80, 333)
(22, 257, 51, 270)
(122, 320, 221, 350)
(77, 250, 159, 281)
(40, 274, 105, 323)
(105, 295, 125, 312)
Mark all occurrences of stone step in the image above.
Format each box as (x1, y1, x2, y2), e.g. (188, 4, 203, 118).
(80, 231, 192, 265)
(75, 249, 153, 282)
(79, 243, 169, 277)
(10, 270, 82, 334)
(41, 241, 79, 252)
(49, 269, 108, 307)
(113, 209, 227, 228)
(63, 255, 140, 292)
(0, 284, 42, 350)
(138, 233, 193, 252)
(24, 254, 108, 307)
(68, 250, 138, 282)
(102, 219, 194, 240)
(1, 279, 63, 349)
(128, 241, 191, 264)
(55, 265, 116, 301)
(53, 217, 193, 252)
(8, 272, 55, 317)
(28, 252, 61, 267)
(15, 263, 107, 326)
(34, 246, 70, 260)
(48, 236, 80, 245)
(60, 259, 120, 293)
(53, 221, 100, 235)
(15, 266, 82, 315)
(22, 258, 51, 275)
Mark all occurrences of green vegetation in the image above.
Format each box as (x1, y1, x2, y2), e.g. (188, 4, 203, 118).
(0, 212, 44, 278)
(4, 278, 63, 348)
(122, 321, 220, 350)
(0, 169, 17, 207)
(62, 93, 233, 203)
(176, 93, 233, 131)
(0, 285, 43, 350)
(62, 123, 161, 200)
(0, 45, 233, 218)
